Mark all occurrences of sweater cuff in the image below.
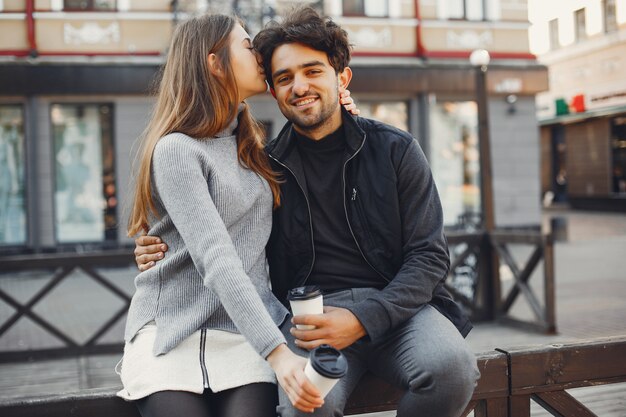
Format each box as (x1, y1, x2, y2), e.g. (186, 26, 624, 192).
(346, 299, 391, 341)
(259, 334, 287, 360)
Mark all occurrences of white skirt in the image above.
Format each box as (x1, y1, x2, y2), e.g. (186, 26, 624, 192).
(116, 322, 276, 400)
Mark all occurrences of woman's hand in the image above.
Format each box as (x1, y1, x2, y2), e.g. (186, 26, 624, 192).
(267, 344, 324, 413)
(134, 235, 168, 271)
(340, 89, 360, 115)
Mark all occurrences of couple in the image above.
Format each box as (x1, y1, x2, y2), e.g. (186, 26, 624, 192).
(119, 6, 479, 417)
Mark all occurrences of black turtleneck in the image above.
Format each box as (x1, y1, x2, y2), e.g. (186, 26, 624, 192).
(294, 126, 382, 293)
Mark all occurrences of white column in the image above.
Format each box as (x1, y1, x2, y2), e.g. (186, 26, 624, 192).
(436, 0, 450, 19)
(364, 0, 387, 17)
(617, 0, 626, 25)
(196, 0, 207, 13)
(467, 0, 484, 20)
(118, 0, 131, 12)
(0, 1, 4, 12)
(51, 0, 63, 11)
(389, 0, 402, 18)
(486, 0, 501, 21)
(326, 0, 342, 17)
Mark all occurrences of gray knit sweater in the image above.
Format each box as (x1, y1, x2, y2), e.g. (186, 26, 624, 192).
(124, 122, 288, 359)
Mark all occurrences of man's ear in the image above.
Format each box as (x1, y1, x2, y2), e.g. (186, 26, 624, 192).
(337, 67, 353, 92)
(207, 53, 222, 77)
(270, 87, 276, 99)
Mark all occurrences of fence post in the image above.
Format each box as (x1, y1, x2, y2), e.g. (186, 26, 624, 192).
(543, 231, 557, 334)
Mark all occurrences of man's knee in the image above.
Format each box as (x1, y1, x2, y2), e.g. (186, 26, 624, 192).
(407, 343, 479, 401)
(397, 346, 479, 417)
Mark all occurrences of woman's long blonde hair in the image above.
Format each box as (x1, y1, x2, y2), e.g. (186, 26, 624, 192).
(128, 14, 281, 237)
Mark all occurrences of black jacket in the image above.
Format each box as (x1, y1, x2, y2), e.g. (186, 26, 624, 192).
(266, 108, 472, 339)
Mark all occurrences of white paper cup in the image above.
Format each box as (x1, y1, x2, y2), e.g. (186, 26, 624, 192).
(304, 345, 348, 398)
(287, 286, 323, 330)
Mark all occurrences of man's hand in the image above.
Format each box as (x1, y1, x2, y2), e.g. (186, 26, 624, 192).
(290, 306, 367, 351)
(134, 235, 168, 272)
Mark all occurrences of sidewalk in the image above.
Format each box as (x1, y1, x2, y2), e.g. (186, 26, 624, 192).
(1, 209, 625, 416)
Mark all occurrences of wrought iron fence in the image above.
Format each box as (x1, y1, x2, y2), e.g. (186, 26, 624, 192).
(446, 228, 556, 333)
(0, 226, 555, 362)
(0, 251, 134, 362)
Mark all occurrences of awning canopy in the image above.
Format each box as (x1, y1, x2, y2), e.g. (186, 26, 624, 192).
(0, 57, 548, 96)
(539, 104, 626, 126)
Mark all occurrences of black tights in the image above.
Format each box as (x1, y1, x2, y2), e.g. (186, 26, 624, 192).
(136, 383, 278, 417)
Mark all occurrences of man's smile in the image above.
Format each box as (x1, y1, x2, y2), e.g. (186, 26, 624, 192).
(292, 96, 319, 108)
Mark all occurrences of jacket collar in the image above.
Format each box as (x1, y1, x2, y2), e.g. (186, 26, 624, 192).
(267, 106, 367, 161)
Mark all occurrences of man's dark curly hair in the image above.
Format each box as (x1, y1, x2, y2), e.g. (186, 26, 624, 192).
(253, 6, 352, 89)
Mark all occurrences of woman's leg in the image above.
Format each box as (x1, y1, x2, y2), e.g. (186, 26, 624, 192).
(135, 390, 212, 417)
(213, 382, 278, 417)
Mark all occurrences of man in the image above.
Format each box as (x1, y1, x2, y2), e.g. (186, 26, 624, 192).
(135, 7, 479, 417)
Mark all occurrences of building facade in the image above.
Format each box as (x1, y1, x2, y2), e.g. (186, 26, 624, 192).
(530, 0, 626, 211)
(0, 0, 546, 253)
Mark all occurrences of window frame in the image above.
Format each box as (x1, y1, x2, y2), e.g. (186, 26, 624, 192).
(342, 0, 390, 18)
(603, 0, 618, 34)
(610, 116, 626, 195)
(446, 0, 488, 22)
(356, 99, 409, 132)
(63, 0, 117, 12)
(574, 8, 587, 43)
(427, 94, 483, 228)
(49, 102, 118, 248)
(549, 18, 559, 50)
(0, 103, 29, 249)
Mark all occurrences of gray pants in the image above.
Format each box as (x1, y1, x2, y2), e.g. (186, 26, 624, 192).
(277, 288, 480, 417)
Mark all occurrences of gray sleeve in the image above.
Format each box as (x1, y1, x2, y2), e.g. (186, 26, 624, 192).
(152, 135, 285, 358)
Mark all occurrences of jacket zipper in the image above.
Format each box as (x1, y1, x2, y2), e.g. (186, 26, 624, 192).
(200, 329, 209, 389)
(342, 135, 390, 283)
(269, 154, 316, 284)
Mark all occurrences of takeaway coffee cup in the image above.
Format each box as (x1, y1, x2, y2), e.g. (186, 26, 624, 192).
(287, 286, 323, 330)
(304, 345, 348, 398)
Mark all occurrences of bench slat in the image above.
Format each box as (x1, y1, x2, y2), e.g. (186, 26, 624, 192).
(506, 337, 626, 394)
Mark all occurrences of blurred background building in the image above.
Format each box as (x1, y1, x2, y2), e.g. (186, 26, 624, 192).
(530, 0, 626, 211)
(0, 0, 547, 254)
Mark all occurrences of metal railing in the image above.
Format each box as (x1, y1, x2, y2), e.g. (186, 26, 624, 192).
(0, 251, 134, 362)
(446, 228, 556, 333)
(0, 225, 555, 362)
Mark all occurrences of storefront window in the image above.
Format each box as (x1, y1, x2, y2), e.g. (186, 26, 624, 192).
(611, 116, 626, 194)
(446, 0, 485, 21)
(64, 0, 116, 11)
(343, 0, 388, 17)
(51, 104, 117, 244)
(575, 8, 586, 43)
(429, 97, 481, 228)
(0, 105, 27, 246)
(357, 101, 408, 131)
(549, 19, 559, 50)
(604, 0, 617, 33)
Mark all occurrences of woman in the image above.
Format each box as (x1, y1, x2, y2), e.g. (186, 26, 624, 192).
(117, 14, 352, 417)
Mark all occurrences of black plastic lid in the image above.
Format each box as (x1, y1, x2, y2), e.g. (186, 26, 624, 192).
(309, 345, 348, 379)
(287, 285, 322, 301)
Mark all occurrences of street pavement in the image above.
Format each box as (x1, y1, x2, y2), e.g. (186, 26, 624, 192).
(0, 208, 625, 416)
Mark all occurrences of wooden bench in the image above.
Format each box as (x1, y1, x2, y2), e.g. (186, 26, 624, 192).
(0, 351, 505, 417)
(1, 337, 624, 417)
(505, 337, 626, 416)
